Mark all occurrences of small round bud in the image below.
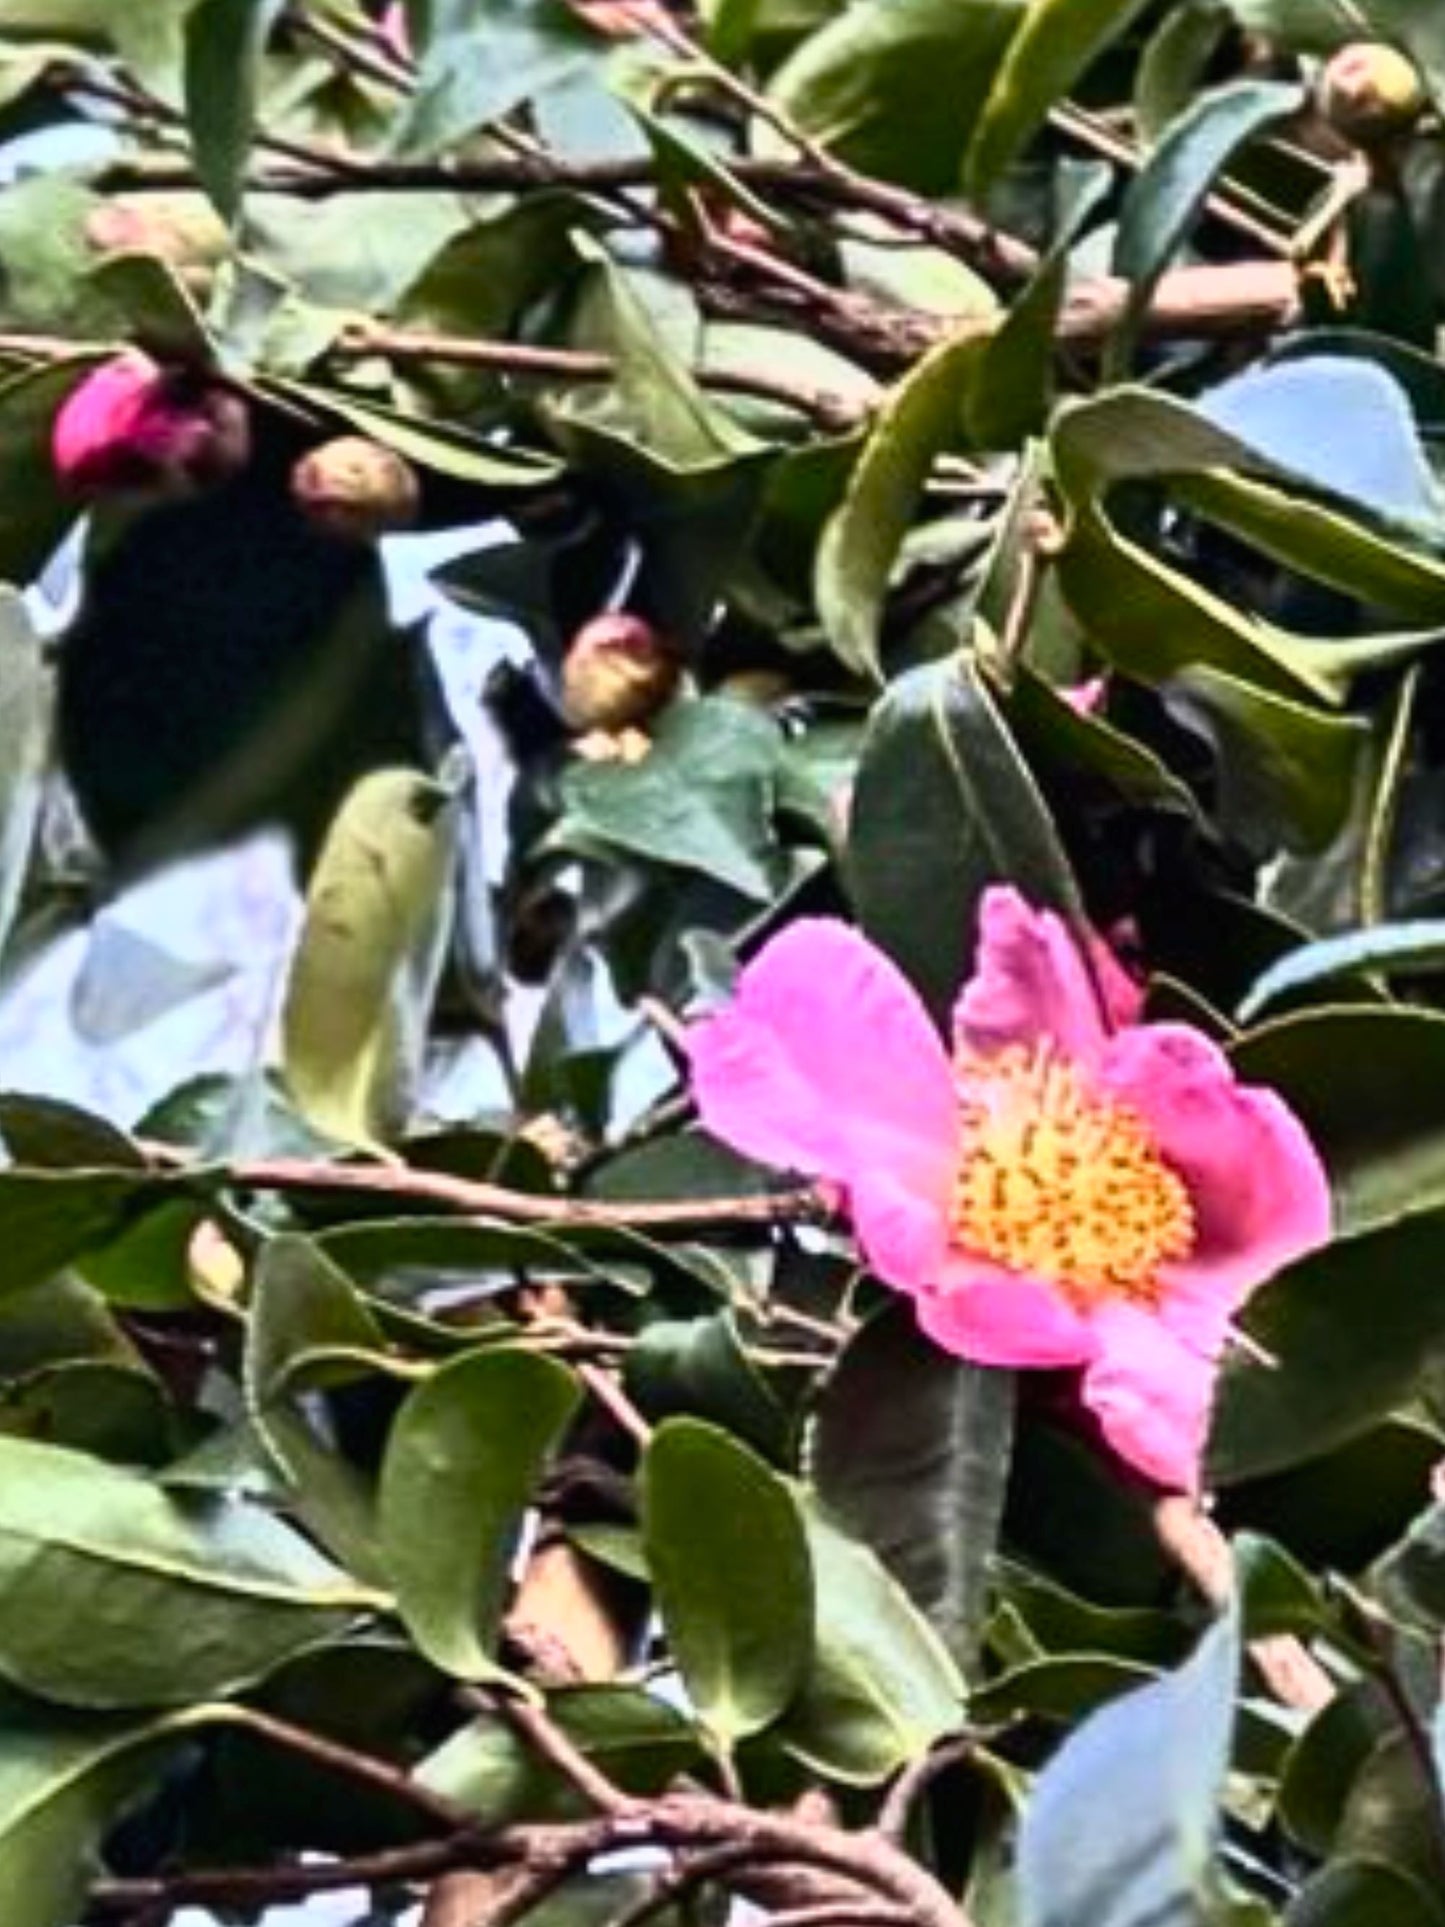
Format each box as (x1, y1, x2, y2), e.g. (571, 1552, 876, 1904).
(560, 613, 682, 732)
(85, 194, 228, 298)
(1318, 41, 1426, 148)
(290, 436, 421, 542)
(51, 352, 251, 500)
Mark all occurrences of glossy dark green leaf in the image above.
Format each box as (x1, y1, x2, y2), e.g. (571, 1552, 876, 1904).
(1110, 81, 1301, 370)
(1285, 1858, 1445, 1927)
(1210, 1207, 1445, 1482)
(0, 1169, 184, 1298)
(419, 1685, 698, 1822)
(0, 1701, 213, 1927)
(1135, 3, 1234, 143)
(0, 1094, 144, 1172)
(967, 0, 1154, 197)
(815, 331, 987, 678)
(1372, 1499, 1445, 1630)
(1017, 1600, 1239, 1927)
(1277, 1678, 1395, 1858)
(767, 0, 1023, 194)
(1230, 1007, 1445, 1233)
(183, 0, 284, 222)
(779, 1500, 965, 1783)
(641, 1417, 813, 1746)
(0, 1361, 173, 1466)
(1238, 920, 1445, 1022)
(625, 1313, 789, 1460)
(1164, 666, 1370, 856)
(0, 1437, 375, 1707)
(378, 1346, 580, 1679)
(847, 651, 1079, 1024)
(555, 697, 787, 902)
(808, 1301, 1013, 1669)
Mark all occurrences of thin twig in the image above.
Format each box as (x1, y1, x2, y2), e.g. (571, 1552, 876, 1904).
(468, 1688, 641, 1816)
(578, 1361, 654, 1444)
(142, 1137, 827, 1231)
(333, 321, 868, 430)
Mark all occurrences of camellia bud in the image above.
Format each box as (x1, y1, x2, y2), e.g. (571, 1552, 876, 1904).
(560, 612, 682, 732)
(84, 194, 229, 299)
(51, 351, 252, 500)
(289, 436, 422, 542)
(1318, 41, 1427, 149)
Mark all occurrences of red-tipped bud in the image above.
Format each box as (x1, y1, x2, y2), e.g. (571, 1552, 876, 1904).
(1319, 41, 1426, 148)
(51, 352, 251, 500)
(560, 612, 682, 732)
(289, 436, 421, 542)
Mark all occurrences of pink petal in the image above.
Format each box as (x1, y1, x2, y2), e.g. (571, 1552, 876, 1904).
(913, 1250, 1096, 1367)
(1082, 1303, 1217, 1492)
(687, 920, 957, 1209)
(953, 887, 1143, 1068)
(1096, 1024, 1331, 1324)
(848, 1169, 951, 1295)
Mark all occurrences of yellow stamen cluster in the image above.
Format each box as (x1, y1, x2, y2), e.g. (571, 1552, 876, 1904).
(950, 1043, 1194, 1308)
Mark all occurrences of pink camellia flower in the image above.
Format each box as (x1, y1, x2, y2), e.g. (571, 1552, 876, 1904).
(52, 352, 251, 500)
(687, 887, 1331, 1492)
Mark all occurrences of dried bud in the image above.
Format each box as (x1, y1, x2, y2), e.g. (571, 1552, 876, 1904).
(85, 194, 228, 298)
(51, 352, 251, 500)
(1319, 41, 1426, 148)
(290, 436, 421, 542)
(560, 612, 682, 732)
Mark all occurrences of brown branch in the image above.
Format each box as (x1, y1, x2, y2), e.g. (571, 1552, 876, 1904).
(1154, 1498, 1335, 1715)
(469, 1687, 641, 1816)
(873, 1738, 977, 1847)
(89, 1839, 471, 1914)
(143, 1138, 826, 1232)
(333, 321, 869, 430)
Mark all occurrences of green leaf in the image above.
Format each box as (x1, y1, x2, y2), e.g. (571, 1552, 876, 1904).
(808, 1301, 1012, 1670)
(0, 1168, 184, 1298)
(815, 329, 988, 678)
(1017, 1598, 1240, 1927)
(396, 0, 599, 157)
(378, 1347, 580, 1679)
(625, 1313, 789, 1460)
(183, 0, 284, 223)
(1230, 1007, 1445, 1233)
(1371, 1499, 1445, 1632)
(555, 697, 787, 902)
(0, 1437, 374, 1707)
(265, 381, 564, 489)
(847, 651, 1079, 1024)
(1136, 3, 1234, 144)
(779, 1499, 965, 1784)
(967, 0, 1155, 199)
(1210, 1208, 1445, 1482)
(1109, 81, 1301, 371)
(1285, 1859, 1445, 1927)
(419, 1685, 698, 1821)
(0, 593, 48, 968)
(0, 1094, 145, 1171)
(244, 1235, 406, 1580)
(641, 1417, 813, 1746)
(766, 0, 1024, 194)
(1238, 920, 1445, 1021)
(281, 766, 459, 1151)
(1165, 666, 1370, 856)
(0, 358, 104, 585)
(0, 1700, 214, 1927)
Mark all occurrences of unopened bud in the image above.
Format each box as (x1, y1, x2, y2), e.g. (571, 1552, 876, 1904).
(560, 612, 682, 732)
(1319, 41, 1426, 149)
(51, 351, 251, 500)
(85, 194, 228, 298)
(290, 435, 421, 542)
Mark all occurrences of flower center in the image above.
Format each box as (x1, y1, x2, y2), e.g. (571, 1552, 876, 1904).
(949, 1043, 1195, 1308)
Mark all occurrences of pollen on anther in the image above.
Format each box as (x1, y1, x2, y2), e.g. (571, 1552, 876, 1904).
(949, 1043, 1195, 1307)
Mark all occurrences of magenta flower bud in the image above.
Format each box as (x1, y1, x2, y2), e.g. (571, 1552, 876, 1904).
(560, 612, 682, 732)
(51, 352, 251, 501)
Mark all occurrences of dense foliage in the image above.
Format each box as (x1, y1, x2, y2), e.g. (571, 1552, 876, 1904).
(1, 0, 1445, 1922)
